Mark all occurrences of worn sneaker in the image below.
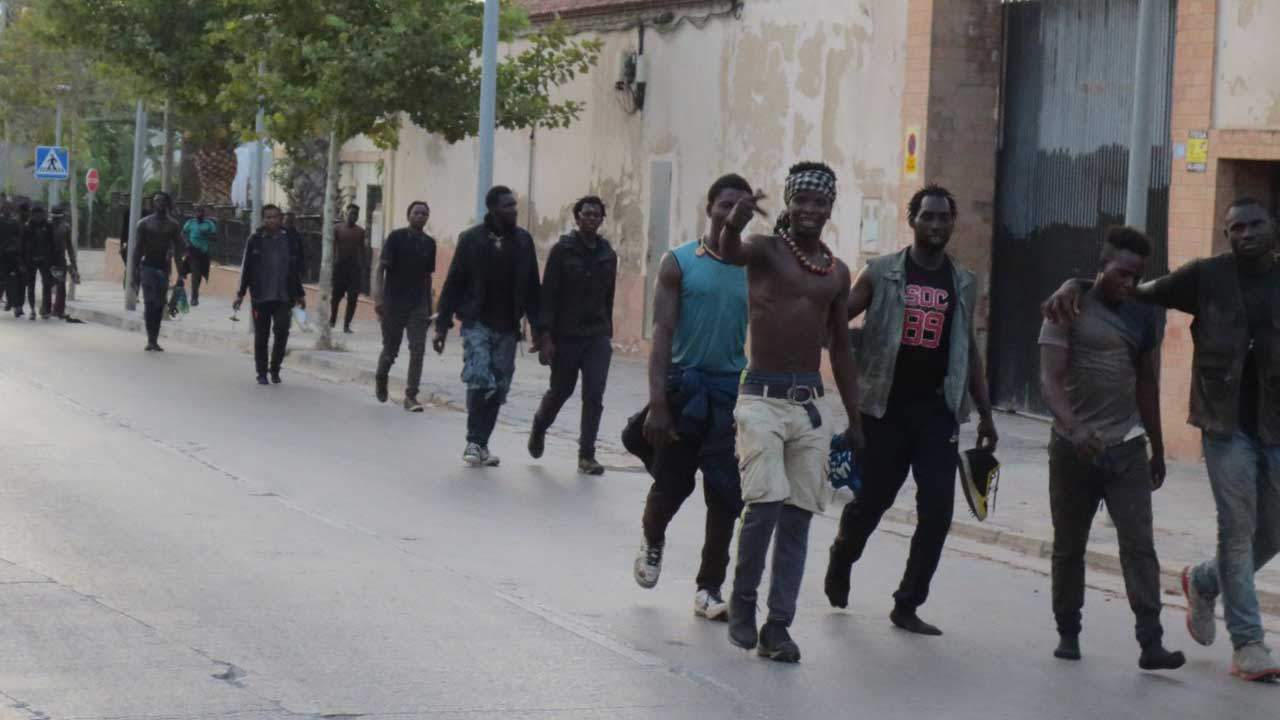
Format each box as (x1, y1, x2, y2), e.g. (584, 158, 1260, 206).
(375, 375, 389, 403)
(728, 599, 758, 650)
(404, 396, 424, 413)
(479, 446, 500, 467)
(633, 540, 663, 589)
(694, 589, 728, 622)
(1182, 566, 1217, 647)
(959, 447, 1001, 521)
(757, 621, 801, 663)
(463, 443, 485, 467)
(1231, 643, 1280, 682)
(578, 457, 605, 476)
(527, 426, 546, 459)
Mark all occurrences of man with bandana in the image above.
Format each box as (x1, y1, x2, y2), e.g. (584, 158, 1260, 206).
(824, 184, 998, 637)
(717, 162, 863, 663)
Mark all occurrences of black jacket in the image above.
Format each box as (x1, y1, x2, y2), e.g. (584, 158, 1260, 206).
(540, 231, 617, 338)
(0, 217, 22, 261)
(23, 220, 54, 265)
(435, 216, 542, 336)
(238, 228, 305, 304)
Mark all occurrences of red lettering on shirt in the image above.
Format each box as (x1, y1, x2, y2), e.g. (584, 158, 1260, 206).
(901, 284, 949, 349)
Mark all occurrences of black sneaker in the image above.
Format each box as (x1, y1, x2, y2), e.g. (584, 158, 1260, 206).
(256, 374, 269, 386)
(728, 601, 758, 651)
(343, 325, 354, 334)
(578, 457, 605, 475)
(824, 546, 852, 608)
(757, 621, 801, 663)
(270, 372, 282, 385)
(890, 608, 943, 636)
(1054, 634, 1081, 661)
(375, 375, 389, 403)
(959, 447, 1001, 521)
(1139, 644, 1186, 671)
(404, 396, 424, 413)
(528, 425, 546, 459)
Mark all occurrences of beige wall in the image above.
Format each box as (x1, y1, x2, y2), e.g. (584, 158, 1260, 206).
(1212, 0, 1280, 129)
(377, 0, 909, 350)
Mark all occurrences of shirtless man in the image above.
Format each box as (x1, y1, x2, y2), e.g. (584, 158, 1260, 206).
(718, 162, 863, 663)
(332, 204, 367, 333)
(129, 192, 184, 352)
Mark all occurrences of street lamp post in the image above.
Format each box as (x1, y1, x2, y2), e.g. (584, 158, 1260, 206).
(50, 84, 71, 208)
(474, 0, 499, 221)
(123, 100, 148, 311)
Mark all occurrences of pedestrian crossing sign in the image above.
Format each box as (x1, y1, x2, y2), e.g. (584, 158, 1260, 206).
(34, 146, 69, 180)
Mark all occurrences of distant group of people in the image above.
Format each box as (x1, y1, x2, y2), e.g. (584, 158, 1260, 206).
(0, 197, 81, 323)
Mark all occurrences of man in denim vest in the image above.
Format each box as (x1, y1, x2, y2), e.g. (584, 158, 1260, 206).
(1044, 197, 1280, 682)
(825, 184, 999, 637)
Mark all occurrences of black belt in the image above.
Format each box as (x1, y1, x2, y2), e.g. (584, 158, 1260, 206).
(739, 383, 825, 428)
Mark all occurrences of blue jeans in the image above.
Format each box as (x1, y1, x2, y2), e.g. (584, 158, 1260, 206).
(1190, 431, 1280, 649)
(460, 322, 517, 447)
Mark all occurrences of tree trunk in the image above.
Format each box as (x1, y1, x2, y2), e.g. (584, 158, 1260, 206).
(190, 141, 237, 204)
(314, 124, 340, 350)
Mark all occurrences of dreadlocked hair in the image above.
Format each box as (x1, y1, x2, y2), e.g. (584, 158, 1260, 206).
(907, 183, 957, 223)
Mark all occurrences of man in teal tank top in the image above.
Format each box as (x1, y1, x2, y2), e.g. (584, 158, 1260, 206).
(631, 174, 752, 623)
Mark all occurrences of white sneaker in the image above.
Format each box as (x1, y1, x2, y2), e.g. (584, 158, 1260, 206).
(479, 446, 500, 467)
(463, 443, 484, 467)
(1231, 642, 1280, 682)
(694, 589, 728, 621)
(1181, 566, 1217, 647)
(633, 540, 663, 589)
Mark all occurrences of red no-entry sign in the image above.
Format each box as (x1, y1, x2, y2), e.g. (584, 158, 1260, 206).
(85, 168, 100, 194)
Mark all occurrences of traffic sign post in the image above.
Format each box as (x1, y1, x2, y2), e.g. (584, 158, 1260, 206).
(85, 168, 99, 271)
(35, 146, 70, 181)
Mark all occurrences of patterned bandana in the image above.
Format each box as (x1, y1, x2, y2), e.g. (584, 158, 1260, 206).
(784, 169, 837, 205)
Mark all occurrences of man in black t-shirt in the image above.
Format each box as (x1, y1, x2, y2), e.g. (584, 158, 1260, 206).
(374, 201, 437, 412)
(825, 185, 998, 636)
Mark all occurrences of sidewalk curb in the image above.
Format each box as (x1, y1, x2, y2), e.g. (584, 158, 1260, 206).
(69, 302, 1280, 616)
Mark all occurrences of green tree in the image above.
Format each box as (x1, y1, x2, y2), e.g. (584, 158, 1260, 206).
(217, 0, 600, 349)
(43, 0, 248, 203)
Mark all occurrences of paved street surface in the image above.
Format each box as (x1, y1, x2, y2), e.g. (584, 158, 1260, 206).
(0, 293, 1274, 717)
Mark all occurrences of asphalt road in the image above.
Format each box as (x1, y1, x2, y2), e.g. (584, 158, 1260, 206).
(0, 317, 1274, 719)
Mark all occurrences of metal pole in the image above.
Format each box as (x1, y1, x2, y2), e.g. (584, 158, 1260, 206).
(1124, 0, 1159, 230)
(68, 156, 78, 301)
(475, 0, 499, 221)
(251, 62, 265, 230)
(124, 100, 147, 311)
(160, 97, 173, 193)
(51, 96, 63, 208)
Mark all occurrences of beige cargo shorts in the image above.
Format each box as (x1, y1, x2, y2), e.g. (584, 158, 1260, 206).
(733, 394, 831, 514)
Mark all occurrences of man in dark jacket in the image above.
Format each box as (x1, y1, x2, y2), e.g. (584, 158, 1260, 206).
(48, 205, 79, 320)
(23, 205, 56, 320)
(527, 195, 617, 475)
(434, 186, 542, 467)
(0, 201, 23, 317)
(234, 204, 306, 386)
(374, 201, 436, 412)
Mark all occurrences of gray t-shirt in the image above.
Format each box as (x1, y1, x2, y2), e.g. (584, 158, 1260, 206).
(1038, 292, 1164, 446)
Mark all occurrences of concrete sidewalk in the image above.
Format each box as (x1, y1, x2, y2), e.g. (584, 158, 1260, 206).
(59, 267, 1280, 613)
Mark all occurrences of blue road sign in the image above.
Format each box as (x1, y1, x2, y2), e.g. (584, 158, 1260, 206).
(35, 146, 69, 180)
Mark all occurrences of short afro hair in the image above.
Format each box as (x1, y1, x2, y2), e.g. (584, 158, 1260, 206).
(706, 174, 752, 206)
(573, 195, 606, 219)
(485, 185, 515, 210)
(1103, 226, 1152, 258)
(907, 184, 957, 223)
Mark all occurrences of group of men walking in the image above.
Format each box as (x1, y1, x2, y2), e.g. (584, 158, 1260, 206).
(0, 197, 81, 322)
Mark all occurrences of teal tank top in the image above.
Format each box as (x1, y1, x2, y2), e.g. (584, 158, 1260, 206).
(670, 240, 748, 373)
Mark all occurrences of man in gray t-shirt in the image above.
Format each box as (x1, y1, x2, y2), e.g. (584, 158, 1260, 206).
(1037, 227, 1184, 671)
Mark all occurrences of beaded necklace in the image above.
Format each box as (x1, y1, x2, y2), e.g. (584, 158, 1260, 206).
(780, 230, 835, 275)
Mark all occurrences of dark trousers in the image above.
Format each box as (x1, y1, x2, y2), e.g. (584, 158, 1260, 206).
(832, 397, 959, 611)
(640, 411, 740, 593)
(3, 258, 23, 312)
(39, 263, 65, 317)
(732, 502, 813, 627)
(377, 298, 431, 397)
(533, 335, 612, 459)
(466, 389, 503, 446)
(1049, 433, 1163, 647)
(330, 261, 361, 328)
(253, 301, 293, 375)
(22, 265, 37, 313)
(139, 267, 169, 344)
(187, 249, 210, 303)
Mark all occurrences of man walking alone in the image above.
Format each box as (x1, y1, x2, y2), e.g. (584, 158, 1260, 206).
(374, 201, 436, 412)
(331, 204, 366, 334)
(528, 195, 618, 475)
(129, 192, 184, 351)
(434, 186, 542, 467)
(182, 205, 216, 306)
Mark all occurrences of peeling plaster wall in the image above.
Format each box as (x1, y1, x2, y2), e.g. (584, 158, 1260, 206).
(384, 0, 908, 350)
(1213, 0, 1280, 129)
